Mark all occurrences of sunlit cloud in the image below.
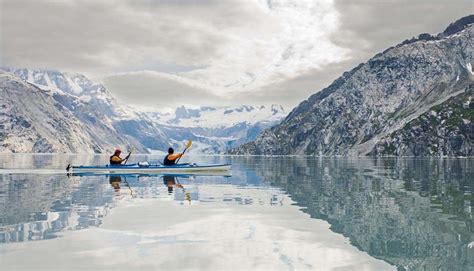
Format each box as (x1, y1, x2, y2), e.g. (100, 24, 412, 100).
(1, 0, 347, 107)
(1, 0, 471, 108)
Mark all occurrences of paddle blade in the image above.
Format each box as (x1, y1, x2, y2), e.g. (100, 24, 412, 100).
(176, 140, 192, 164)
(185, 140, 192, 149)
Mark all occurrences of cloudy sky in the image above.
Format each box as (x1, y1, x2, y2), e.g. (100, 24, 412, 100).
(1, 0, 472, 110)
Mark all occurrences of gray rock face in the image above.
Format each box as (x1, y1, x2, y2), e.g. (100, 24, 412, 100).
(231, 17, 474, 156)
(0, 68, 284, 153)
(0, 72, 149, 153)
(371, 86, 473, 156)
(0, 72, 122, 153)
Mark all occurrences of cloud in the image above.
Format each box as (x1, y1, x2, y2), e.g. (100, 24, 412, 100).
(332, 0, 474, 62)
(245, 59, 362, 108)
(1, 0, 472, 110)
(103, 59, 360, 109)
(1, 0, 348, 107)
(102, 70, 228, 109)
(0, 0, 226, 72)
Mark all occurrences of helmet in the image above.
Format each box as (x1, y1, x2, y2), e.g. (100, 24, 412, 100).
(168, 147, 174, 154)
(114, 149, 122, 154)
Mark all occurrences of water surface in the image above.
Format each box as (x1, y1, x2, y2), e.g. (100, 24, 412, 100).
(0, 154, 472, 270)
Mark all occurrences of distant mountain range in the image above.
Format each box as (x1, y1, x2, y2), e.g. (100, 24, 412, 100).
(0, 68, 285, 153)
(0, 69, 159, 153)
(151, 104, 285, 152)
(230, 15, 474, 156)
(158, 104, 284, 128)
(2, 15, 473, 156)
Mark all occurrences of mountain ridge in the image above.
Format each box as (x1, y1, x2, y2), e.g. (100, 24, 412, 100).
(0, 68, 285, 153)
(0, 71, 147, 153)
(230, 15, 474, 156)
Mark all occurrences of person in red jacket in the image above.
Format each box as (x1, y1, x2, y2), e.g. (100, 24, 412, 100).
(109, 149, 129, 165)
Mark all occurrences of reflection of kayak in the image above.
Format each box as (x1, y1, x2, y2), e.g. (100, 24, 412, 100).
(69, 171, 232, 177)
(68, 163, 231, 174)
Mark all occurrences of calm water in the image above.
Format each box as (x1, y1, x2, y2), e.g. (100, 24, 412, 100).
(0, 154, 472, 271)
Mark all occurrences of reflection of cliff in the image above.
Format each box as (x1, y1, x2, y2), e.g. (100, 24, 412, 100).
(0, 174, 71, 227)
(0, 174, 117, 243)
(0, 174, 72, 242)
(235, 157, 473, 271)
(0, 173, 235, 243)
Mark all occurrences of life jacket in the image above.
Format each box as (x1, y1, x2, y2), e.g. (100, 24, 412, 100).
(163, 154, 175, 165)
(110, 155, 122, 165)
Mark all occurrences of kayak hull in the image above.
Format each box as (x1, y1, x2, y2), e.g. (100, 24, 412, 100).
(69, 163, 231, 174)
(69, 172, 232, 177)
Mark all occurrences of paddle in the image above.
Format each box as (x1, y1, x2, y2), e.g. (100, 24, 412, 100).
(123, 146, 133, 165)
(175, 140, 192, 164)
(175, 176, 191, 204)
(123, 178, 135, 198)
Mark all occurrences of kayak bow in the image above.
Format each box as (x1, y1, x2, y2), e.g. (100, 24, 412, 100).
(68, 163, 231, 174)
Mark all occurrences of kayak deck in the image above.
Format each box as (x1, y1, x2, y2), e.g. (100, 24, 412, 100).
(69, 163, 231, 173)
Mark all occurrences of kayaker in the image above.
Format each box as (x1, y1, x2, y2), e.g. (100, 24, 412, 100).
(163, 147, 183, 165)
(109, 149, 129, 165)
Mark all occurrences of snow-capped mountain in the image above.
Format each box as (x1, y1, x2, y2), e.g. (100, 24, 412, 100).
(231, 15, 474, 156)
(0, 71, 147, 153)
(159, 105, 285, 128)
(0, 68, 165, 153)
(2, 68, 117, 116)
(142, 105, 286, 153)
(0, 68, 286, 153)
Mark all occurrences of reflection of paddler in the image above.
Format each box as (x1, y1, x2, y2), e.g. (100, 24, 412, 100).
(109, 175, 122, 192)
(185, 191, 191, 202)
(163, 175, 183, 193)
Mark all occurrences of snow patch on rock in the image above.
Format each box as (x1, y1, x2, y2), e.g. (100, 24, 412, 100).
(466, 63, 474, 75)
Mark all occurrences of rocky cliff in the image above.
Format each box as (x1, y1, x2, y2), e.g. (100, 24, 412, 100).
(230, 16, 474, 156)
(0, 72, 147, 153)
(370, 85, 473, 156)
(0, 68, 285, 153)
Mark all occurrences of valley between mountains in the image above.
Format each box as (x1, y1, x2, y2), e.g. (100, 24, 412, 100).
(1, 16, 473, 156)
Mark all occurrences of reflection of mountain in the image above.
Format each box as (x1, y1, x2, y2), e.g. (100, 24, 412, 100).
(0, 174, 115, 242)
(1, 157, 471, 270)
(0, 172, 250, 243)
(0, 172, 134, 242)
(0, 174, 73, 225)
(235, 157, 473, 271)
